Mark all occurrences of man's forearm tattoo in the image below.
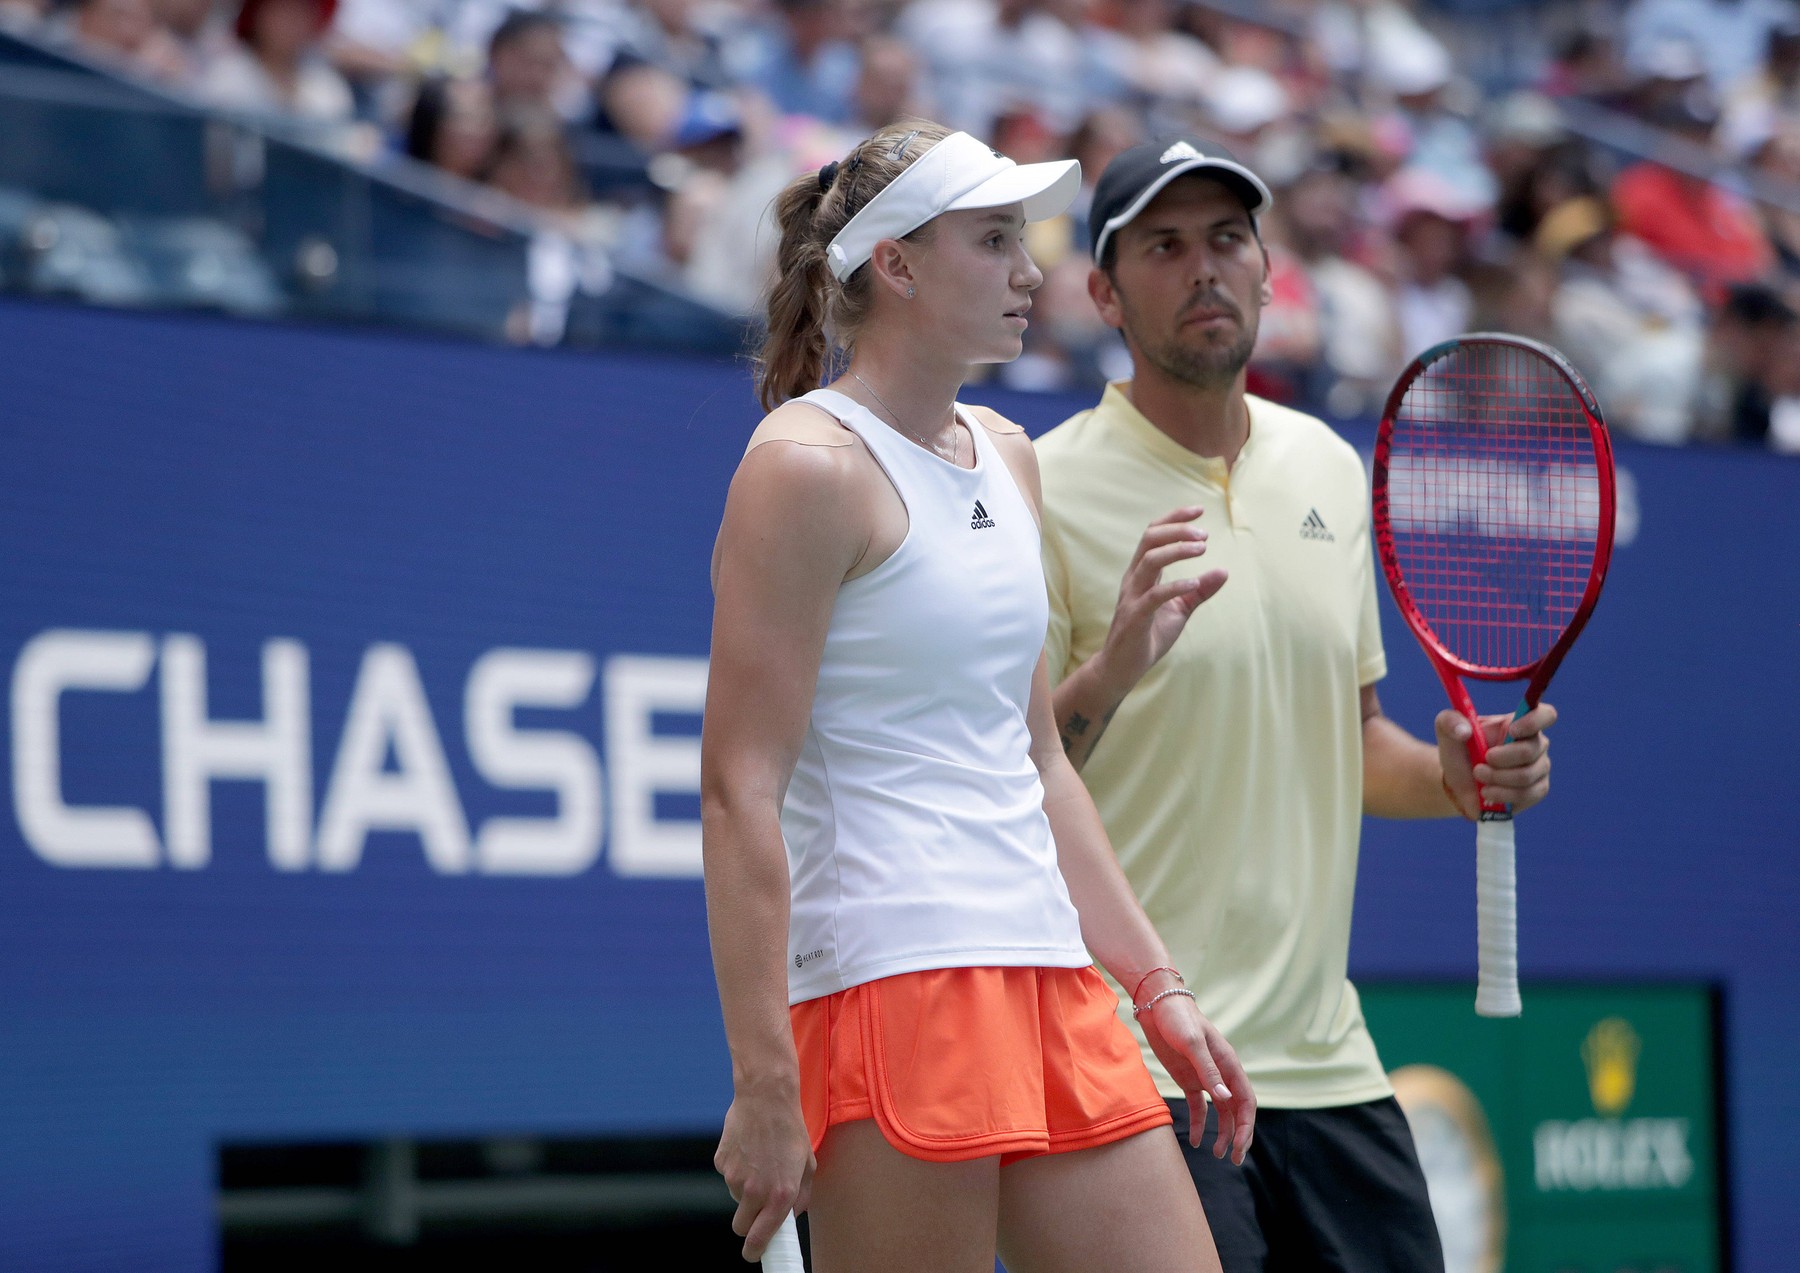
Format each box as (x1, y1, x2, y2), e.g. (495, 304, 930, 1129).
(1059, 706, 1118, 766)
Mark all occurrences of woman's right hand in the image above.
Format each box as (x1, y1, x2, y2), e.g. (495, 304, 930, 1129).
(714, 1082, 815, 1262)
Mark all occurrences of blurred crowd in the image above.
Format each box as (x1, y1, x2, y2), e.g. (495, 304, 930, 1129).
(7, 0, 1800, 448)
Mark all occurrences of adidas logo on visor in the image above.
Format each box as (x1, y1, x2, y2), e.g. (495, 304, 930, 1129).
(1161, 141, 1206, 164)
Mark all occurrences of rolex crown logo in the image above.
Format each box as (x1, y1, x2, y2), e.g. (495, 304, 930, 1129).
(1581, 1017, 1641, 1116)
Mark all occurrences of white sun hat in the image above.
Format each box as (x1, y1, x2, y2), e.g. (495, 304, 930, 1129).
(825, 131, 1080, 282)
(1206, 66, 1291, 136)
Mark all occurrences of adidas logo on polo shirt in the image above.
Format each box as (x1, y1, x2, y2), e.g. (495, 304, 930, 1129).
(1300, 508, 1335, 542)
(970, 500, 996, 530)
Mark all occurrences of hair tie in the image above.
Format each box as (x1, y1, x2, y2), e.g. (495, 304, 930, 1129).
(817, 160, 840, 192)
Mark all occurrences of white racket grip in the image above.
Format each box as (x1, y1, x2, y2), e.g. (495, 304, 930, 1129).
(1474, 817, 1521, 1017)
(762, 1213, 804, 1273)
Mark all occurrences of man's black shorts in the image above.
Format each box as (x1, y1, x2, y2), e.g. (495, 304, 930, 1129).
(1169, 1096, 1445, 1273)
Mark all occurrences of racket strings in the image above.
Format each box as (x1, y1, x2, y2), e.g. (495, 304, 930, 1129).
(1385, 342, 1604, 673)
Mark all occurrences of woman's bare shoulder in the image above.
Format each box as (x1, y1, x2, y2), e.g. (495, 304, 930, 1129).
(728, 398, 875, 524)
(715, 399, 876, 588)
(744, 398, 859, 455)
(963, 403, 1028, 437)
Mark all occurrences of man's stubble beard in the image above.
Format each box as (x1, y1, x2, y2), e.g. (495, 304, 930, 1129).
(1121, 293, 1259, 392)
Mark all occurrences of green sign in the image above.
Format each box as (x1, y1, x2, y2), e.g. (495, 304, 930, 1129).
(1359, 982, 1721, 1273)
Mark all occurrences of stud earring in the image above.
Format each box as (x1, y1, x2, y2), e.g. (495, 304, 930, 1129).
(906, 286, 916, 298)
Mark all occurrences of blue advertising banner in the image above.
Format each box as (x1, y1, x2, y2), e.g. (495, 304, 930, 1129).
(1, 297, 1795, 1271)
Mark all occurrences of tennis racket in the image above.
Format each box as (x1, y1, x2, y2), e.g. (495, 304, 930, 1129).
(762, 1213, 804, 1272)
(1372, 333, 1616, 1017)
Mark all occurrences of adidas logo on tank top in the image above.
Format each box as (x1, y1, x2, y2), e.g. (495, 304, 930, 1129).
(778, 387, 1089, 1002)
(1300, 508, 1334, 542)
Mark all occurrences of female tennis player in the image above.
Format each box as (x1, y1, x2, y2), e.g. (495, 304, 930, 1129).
(701, 121, 1254, 1273)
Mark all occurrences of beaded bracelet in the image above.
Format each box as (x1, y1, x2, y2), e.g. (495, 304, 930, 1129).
(1132, 986, 1196, 1018)
(1129, 965, 1185, 1003)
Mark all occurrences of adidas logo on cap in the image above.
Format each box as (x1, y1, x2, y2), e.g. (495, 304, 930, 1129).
(1090, 137, 1272, 265)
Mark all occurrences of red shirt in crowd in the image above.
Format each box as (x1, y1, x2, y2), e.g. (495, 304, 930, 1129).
(1611, 162, 1774, 300)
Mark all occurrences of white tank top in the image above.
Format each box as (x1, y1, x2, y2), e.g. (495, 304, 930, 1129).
(781, 388, 1089, 1003)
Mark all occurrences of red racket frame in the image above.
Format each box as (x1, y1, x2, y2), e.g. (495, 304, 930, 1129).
(1372, 332, 1617, 784)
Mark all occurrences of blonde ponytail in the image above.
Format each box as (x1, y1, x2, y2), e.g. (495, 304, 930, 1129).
(754, 119, 953, 412)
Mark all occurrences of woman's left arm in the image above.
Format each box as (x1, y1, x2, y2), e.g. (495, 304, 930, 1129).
(987, 416, 1255, 1162)
(1029, 658, 1254, 1163)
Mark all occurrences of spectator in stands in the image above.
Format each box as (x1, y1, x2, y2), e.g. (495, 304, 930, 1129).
(1761, 323, 1800, 452)
(610, 66, 768, 165)
(1371, 27, 1498, 207)
(595, 0, 774, 152)
(1086, 0, 1219, 134)
(1623, 0, 1793, 93)
(1468, 249, 1559, 344)
(991, 104, 1067, 164)
(155, 0, 231, 78)
(669, 144, 787, 313)
(980, 106, 1138, 390)
(1204, 65, 1300, 182)
(605, 0, 734, 94)
(1385, 166, 1485, 360)
(1307, 0, 1439, 105)
(1622, 34, 1711, 119)
(1272, 151, 1404, 416)
(599, 62, 694, 150)
(1721, 10, 1800, 155)
(484, 106, 586, 213)
(405, 76, 498, 181)
(897, 0, 1086, 140)
(0, 0, 46, 28)
(1611, 93, 1774, 297)
(325, 0, 555, 93)
(1540, 21, 1635, 105)
(324, 0, 425, 91)
(1701, 281, 1798, 443)
(659, 165, 728, 277)
(1246, 233, 1324, 405)
(1204, 85, 1319, 402)
(849, 34, 930, 135)
(1495, 137, 1603, 247)
(1484, 91, 1566, 217)
(1063, 105, 1141, 250)
(729, 0, 859, 125)
(1536, 194, 1706, 442)
(201, 0, 355, 126)
(487, 10, 581, 120)
(1748, 121, 1800, 274)
(64, 0, 188, 81)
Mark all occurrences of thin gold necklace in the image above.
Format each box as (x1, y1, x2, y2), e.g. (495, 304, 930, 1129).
(850, 371, 962, 466)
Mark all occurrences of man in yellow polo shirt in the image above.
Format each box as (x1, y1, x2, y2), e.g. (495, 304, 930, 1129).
(1037, 139, 1558, 1271)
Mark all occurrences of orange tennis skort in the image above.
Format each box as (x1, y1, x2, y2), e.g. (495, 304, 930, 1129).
(790, 965, 1173, 1164)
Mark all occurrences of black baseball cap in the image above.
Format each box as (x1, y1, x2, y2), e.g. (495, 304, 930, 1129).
(1090, 138, 1273, 264)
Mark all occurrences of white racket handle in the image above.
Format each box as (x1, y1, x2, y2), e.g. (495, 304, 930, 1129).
(1474, 817, 1521, 1017)
(762, 1213, 804, 1273)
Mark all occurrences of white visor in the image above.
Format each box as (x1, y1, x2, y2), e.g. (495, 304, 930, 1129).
(825, 131, 1080, 282)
